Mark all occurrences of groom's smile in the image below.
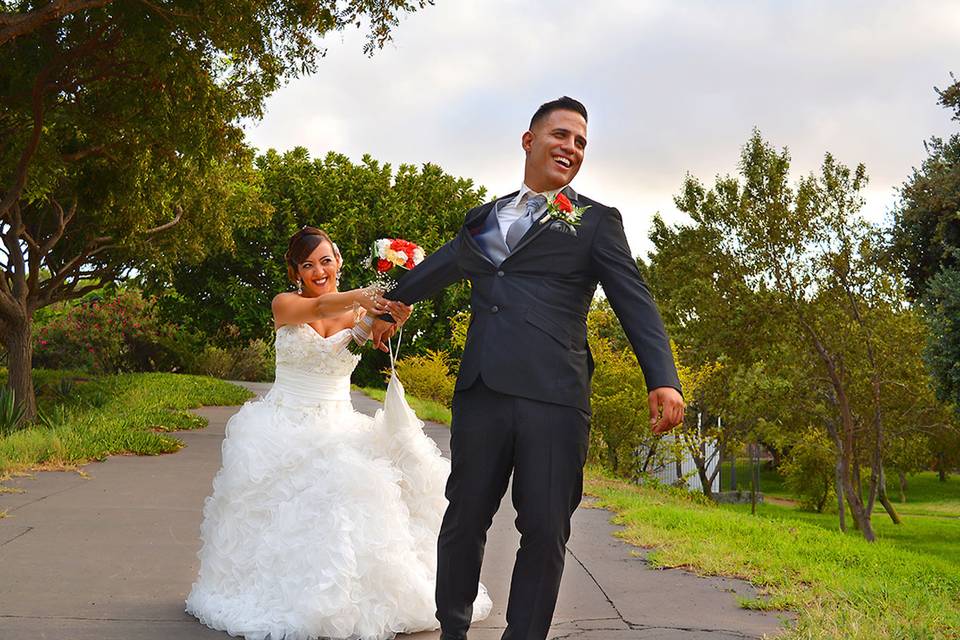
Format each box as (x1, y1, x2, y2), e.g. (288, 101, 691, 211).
(522, 107, 587, 193)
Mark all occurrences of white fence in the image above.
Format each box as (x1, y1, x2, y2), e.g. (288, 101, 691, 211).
(644, 413, 721, 494)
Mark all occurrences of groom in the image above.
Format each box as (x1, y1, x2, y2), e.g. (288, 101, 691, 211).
(373, 97, 684, 640)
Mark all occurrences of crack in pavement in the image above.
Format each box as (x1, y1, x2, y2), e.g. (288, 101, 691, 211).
(550, 625, 759, 639)
(565, 544, 627, 623)
(0, 526, 33, 547)
(0, 614, 193, 622)
(1, 477, 88, 514)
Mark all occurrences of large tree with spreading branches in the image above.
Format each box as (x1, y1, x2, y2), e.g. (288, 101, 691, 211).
(0, 0, 431, 419)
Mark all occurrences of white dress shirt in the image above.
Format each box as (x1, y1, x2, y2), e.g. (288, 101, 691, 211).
(496, 183, 575, 242)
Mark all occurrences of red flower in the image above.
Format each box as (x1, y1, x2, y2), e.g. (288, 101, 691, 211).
(39, 339, 48, 346)
(554, 193, 573, 214)
(377, 258, 393, 273)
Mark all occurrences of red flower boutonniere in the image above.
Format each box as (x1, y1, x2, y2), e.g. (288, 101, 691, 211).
(542, 192, 590, 227)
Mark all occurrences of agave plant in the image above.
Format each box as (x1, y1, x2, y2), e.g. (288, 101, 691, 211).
(0, 387, 26, 437)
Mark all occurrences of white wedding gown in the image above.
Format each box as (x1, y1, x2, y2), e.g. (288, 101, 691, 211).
(186, 324, 492, 640)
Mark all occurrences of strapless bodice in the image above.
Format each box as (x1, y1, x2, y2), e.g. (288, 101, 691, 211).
(270, 324, 360, 404)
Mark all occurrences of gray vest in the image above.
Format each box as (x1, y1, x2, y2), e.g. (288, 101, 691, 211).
(473, 198, 511, 265)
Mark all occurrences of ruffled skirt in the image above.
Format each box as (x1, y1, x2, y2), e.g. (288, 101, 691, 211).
(185, 375, 492, 639)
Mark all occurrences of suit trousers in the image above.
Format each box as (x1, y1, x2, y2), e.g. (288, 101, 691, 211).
(436, 378, 591, 640)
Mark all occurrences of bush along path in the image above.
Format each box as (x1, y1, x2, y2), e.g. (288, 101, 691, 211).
(0, 379, 787, 639)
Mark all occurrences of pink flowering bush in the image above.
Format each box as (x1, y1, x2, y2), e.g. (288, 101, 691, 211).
(32, 290, 200, 374)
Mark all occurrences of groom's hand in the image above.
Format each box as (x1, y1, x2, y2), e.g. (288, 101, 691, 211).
(649, 387, 685, 434)
(371, 318, 397, 353)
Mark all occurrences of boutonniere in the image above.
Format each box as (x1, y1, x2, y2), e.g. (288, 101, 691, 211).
(541, 192, 590, 227)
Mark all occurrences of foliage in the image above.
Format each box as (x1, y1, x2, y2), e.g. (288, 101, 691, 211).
(648, 129, 957, 539)
(0, 386, 25, 437)
(146, 149, 486, 386)
(780, 428, 836, 512)
(392, 349, 455, 408)
(0, 370, 252, 477)
(585, 467, 960, 640)
(0, 0, 431, 419)
(192, 337, 275, 382)
(889, 75, 960, 300)
(32, 288, 198, 373)
(586, 301, 658, 478)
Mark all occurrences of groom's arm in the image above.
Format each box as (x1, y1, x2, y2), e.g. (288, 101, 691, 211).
(590, 208, 682, 396)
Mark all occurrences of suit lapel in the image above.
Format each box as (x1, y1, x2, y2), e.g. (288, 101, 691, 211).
(504, 186, 579, 261)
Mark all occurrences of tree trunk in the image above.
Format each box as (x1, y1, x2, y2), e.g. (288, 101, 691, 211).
(898, 470, 907, 503)
(852, 447, 863, 503)
(835, 457, 846, 532)
(938, 452, 947, 482)
(2, 315, 36, 422)
(876, 464, 901, 525)
(640, 441, 659, 474)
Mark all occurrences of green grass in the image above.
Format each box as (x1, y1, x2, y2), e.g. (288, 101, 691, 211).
(585, 466, 960, 639)
(0, 370, 252, 478)
(720, 461, 960, 518)
(353, 385, 451, 425)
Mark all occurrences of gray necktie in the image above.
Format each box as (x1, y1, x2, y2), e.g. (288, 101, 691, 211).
(505, 194, 546, 250)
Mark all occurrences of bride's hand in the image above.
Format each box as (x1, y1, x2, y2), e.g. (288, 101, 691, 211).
(387, 301, 413, 326)
(355, 287, 388, 315)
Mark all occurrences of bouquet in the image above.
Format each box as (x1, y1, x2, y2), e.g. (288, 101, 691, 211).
(347, 237, 426, 353)
(370, 238, 426, 290)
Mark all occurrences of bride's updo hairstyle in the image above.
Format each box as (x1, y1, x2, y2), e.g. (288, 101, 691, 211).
(284, 226, 340, 284)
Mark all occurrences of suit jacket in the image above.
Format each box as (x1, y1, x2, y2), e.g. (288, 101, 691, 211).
(385, 190, 681, 413)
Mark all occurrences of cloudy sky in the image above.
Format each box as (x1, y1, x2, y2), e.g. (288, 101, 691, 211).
(245, 0, 960, 257)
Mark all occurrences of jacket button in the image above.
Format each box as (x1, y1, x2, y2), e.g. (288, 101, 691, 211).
(496, 270, 505, 277)
(491, 305, 499, 313)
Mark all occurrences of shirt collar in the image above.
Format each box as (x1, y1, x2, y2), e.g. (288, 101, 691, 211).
(513, 183, 578, 208)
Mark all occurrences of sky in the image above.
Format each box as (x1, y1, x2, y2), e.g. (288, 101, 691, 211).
(244, 0, 960, 258)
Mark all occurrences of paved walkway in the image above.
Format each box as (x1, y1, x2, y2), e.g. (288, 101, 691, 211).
(0, 382, 789, 639)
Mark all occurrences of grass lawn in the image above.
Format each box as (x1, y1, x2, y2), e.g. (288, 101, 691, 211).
(585, 466, 960, 639)
(0, 369, 252, 480)
(354, 385, 451, 425)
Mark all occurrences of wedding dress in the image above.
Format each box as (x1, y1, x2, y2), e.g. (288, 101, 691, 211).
(186, 324, 492, 640)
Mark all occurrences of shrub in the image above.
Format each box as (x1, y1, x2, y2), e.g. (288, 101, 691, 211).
(192, 340, 275, 382)
(0, 387, 26, 437)
(32, 289, 198, 374)
(393, 349, 455, 408)
(780, 428, 836, 512)
(586, 306, 660, 479)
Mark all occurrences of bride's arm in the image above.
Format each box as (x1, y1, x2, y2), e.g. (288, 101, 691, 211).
(272, 288, 387, 327)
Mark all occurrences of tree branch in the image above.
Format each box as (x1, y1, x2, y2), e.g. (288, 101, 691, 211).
(0, 0, 115, 46)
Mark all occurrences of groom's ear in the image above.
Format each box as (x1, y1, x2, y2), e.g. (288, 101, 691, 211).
(521, 130, 534, 153)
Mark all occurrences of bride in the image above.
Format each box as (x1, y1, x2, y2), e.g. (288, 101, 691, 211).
(186, 227, 492, 640)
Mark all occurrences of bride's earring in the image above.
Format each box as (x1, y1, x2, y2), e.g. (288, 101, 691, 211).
(297, 278, 303, 294)
(336, 269, 342, 286)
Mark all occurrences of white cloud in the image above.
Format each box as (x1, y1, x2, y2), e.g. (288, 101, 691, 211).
(245, 0, 960, 256)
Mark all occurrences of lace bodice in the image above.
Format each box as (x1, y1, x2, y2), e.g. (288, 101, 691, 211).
(270, 324, 361, 405)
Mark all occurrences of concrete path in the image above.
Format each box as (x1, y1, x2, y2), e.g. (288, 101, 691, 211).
(0, 382, 789, 639)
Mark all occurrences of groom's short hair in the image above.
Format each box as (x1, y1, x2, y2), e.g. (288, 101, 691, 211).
(530, 96, 588, 129)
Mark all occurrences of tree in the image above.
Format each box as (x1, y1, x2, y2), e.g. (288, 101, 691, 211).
(889, 75, 960, 418)
(0, 0, 431, 419)
(145, 148, 486, 386)
(889, 74, 960, 300)
(661, 131, 940, 541)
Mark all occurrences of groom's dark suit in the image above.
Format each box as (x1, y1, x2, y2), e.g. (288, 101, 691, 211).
(385, 188, 680, 639)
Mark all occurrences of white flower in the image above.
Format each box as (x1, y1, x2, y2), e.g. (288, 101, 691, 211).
(375, 239, 391, 258)
(413, 247, 425, 264)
